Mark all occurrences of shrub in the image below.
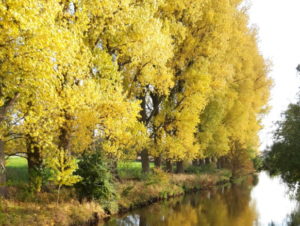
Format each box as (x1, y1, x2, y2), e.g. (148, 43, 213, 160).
(74, 146, 116, 213)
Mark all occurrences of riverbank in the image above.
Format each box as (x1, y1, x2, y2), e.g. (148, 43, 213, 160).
(116, 169, 231, 214)
(106, 172, 282, 226)
(0, 165, 232, 225)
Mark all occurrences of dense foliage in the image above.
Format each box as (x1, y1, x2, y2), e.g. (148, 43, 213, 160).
(264, 96, 300, 188)
(0, 0, 270, 188)
(75, 146, 116, 211)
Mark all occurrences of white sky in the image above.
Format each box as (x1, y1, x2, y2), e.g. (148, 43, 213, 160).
(247, 0, 300, 150)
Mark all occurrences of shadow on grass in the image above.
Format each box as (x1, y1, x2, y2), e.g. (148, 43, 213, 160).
(6, 157, 28, 185)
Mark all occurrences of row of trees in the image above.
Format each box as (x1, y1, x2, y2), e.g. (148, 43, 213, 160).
(0, 0, 271, 188)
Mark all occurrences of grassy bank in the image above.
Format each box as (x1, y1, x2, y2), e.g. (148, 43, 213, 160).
(116, 169, 231, 214)
(0, 157, 232, 225)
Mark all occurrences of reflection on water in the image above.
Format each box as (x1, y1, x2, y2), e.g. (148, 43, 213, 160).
(251, 172, 298, 225)
(105, 172, 299, 226)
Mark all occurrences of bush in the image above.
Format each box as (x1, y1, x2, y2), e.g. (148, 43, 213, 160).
(75, 147, 116, 213)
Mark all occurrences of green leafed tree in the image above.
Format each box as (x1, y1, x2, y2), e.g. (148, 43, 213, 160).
(265, 96, 300, 188)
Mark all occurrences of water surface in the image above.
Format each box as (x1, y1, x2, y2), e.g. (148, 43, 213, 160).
(105, 172, 299, 226)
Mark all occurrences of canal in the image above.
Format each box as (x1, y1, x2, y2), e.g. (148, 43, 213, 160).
(105, 172, 299, 226)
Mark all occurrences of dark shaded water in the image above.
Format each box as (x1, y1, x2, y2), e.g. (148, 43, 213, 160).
(104, 172, 300, 226)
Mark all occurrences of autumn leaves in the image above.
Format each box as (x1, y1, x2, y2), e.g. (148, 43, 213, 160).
(0, 0, 271, 181)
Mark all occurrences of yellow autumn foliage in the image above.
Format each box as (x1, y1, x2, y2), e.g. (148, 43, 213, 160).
(0, 0, 271, 173)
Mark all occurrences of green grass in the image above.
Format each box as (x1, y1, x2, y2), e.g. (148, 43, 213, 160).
(4, 157, 151, 183)
(6, 156, 28, 184)
(4, 157, 230, 184)
(117, 161, 154, 180)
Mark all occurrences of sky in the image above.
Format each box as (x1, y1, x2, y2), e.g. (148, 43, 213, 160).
(247, 0, 300, 150)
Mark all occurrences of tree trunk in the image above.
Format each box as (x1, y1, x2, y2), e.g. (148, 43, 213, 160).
(27, 139, 42, 192)
(217, 158, 221, 169)
(109, 159, 120, 180)
(217, 156, 226, 169)
(59, 126, 70, 152)
(27, 145, 42, 179)
(0, 140, 6, 196)
(166, 160, 173, 173)
(27, 146, 42, 174)
(141, 149, 150, 173)
(176, 161, 184, 174)
(199, 159, 205, 167)
(192, 159, 199, 167)
(154, 156, 161, 168)
(223, 156, 229, 168)
(138, 95, 150, 174)
(211, 157, 217, 168)
(205, 157, 211, 165)
(0, 93, 20, 196)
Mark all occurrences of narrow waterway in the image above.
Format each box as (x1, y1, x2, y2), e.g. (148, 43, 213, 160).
(104, 172, 300, 226)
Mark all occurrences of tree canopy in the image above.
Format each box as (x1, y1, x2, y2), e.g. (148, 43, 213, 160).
(0, 0, 271, 181)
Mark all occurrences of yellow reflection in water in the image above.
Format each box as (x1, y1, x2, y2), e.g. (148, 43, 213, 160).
(108, 176, 258, 226)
